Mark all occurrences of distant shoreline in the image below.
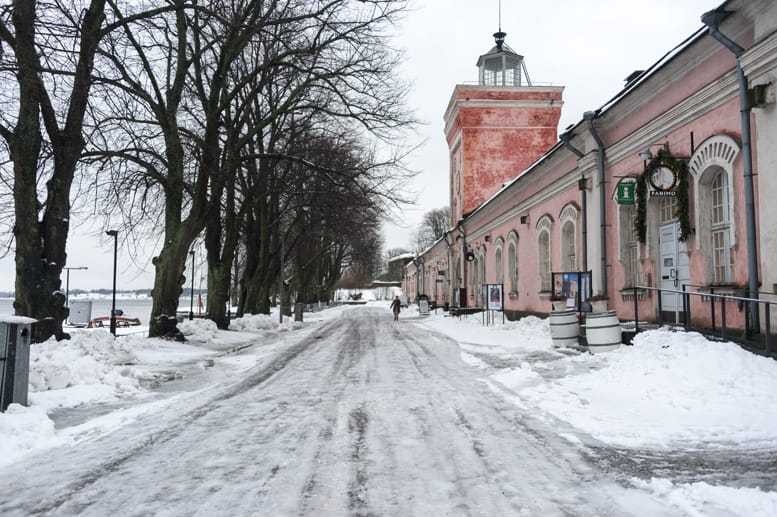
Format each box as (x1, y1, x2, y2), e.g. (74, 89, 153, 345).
(0, 289, 205, 300)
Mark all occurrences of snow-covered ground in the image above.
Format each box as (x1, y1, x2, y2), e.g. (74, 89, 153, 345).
(2, 301, 777, 515)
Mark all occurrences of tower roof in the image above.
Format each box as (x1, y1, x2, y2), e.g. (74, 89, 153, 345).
(475, 30, 532, 86)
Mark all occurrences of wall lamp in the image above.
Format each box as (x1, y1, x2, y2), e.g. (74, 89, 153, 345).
(638, 142, 669, 161)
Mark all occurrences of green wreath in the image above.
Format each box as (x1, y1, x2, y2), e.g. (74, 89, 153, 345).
(636, 148, 691, 243)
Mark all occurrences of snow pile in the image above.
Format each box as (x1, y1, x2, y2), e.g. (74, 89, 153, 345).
(501, 314, 550, 337)
(229, 313, 279, 332)
(632, 478, 777, 516)
(29, 330, 151, 394)
(178, 317, 219, 343)
(0, 404, 60, 468)
(516, 328, 777, 447)
(420, 313, 777, 449)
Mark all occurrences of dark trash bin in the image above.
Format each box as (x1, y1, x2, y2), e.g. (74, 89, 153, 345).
(1, 318, 36, 412)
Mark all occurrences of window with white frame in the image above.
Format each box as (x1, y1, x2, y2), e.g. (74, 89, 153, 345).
(559, 205, 578, 272)
(619, 203, 640, 288)
(659, 196, 677, 223)
(689, 135, 739, 286)
(710, 170, 732, 284)
(562, 222, 576, 271)
(537, 217, 552, 292)
(508, 234, 518, 294)
(469, 255, 477, 300)
(495, 239, 504, 285)
(539, 231, 551, 291)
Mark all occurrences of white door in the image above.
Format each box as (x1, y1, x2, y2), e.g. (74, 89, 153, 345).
(659, 222, 690, 323)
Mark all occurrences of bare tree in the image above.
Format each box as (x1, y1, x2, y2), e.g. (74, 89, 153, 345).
(412, 206, 450, 252)
(85, 0, 415, 333)
(0, 1, 161, 341)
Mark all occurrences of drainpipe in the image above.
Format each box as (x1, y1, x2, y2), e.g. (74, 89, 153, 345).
(560, 131, 588, 273)
(456, 221, 467, 307)
(702, 8, 759, 330)
(444, 230, 455, 307)
(584, 111, 608, 297)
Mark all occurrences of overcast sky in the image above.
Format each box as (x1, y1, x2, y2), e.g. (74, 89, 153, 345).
(0, 0, 722, 293)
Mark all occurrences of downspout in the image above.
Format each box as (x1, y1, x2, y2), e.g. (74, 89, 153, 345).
(455, 221, 467, 307)
(560, 132, 588, 273)
(702, 8, 759, 330)
(444, 230, 454, 307)
(584, 111, 608, 296)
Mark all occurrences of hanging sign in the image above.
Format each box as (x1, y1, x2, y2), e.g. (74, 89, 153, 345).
(648, 165, 678, 197)
(616, 180, 636, 205)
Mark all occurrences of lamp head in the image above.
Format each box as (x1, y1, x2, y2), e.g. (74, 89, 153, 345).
(638, 149, 653, 161)
(106, 230, 118, 237)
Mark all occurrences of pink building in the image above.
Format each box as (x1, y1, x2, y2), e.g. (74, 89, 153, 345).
(405, 0, 777, 340)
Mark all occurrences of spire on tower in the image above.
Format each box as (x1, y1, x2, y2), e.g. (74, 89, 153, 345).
(476, 4, 533, 87)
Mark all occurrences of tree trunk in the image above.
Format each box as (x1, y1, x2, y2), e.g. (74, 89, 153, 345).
(7, 0, 107, 342)
(149, 239, 190, 336)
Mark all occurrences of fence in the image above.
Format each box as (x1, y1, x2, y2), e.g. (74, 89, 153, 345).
(630, 285, 776, 356)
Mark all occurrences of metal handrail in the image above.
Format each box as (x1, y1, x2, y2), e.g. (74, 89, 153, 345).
(632, 285, 775, 355)
(682, 283, 777, 298)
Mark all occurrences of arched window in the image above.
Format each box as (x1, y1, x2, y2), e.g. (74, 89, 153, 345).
(560, 205, 578, 271)
(561, 222, 575, 270)
(690, 135, 739, 285)
(507, 232, 518, 294)
(495, 238, 504, 285)
(537, 217, 552, 292)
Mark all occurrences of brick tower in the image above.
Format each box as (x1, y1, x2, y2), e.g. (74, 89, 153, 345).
(444, 29, 563, 223)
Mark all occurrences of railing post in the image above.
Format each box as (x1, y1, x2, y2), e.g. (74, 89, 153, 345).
(633, 286, 639, 334)
(765, 303, 772, 356)
(683, 285, 690, 331)
(710, 287, 716, 334)
(657, 286, 664, 327)
(721, 297, 727, 341)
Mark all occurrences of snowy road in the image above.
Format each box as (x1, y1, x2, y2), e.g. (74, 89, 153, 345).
(0, 308, 674, 516)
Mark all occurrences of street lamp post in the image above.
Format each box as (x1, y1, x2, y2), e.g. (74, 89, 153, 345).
(189, 250, 195, 320)
(106, 230, 119, 336)
(279, 231, 285, 324)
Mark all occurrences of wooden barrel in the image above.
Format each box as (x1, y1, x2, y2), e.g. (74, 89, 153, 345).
(585, 311, 622, 353)
(549, 310, 579, 348)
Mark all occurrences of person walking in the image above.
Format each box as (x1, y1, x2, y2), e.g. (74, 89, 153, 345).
(390, 295, 401, 321)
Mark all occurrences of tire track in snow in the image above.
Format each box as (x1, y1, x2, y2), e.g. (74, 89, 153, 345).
(0, 320, 342, 516)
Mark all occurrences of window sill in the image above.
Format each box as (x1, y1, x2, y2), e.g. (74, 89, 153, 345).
(696, 284, 739, 301)
(620, 287, 649, 301)
(539, 290, 553, 300)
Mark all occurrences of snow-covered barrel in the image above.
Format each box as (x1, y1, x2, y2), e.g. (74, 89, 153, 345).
(549, 310, 579, 348)
(584, 311, 621, 353)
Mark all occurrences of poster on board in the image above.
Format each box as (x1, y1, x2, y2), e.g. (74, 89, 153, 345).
(486, 284, 503, 311)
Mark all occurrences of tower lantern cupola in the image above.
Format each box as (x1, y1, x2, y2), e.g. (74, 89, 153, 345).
(476, 30, 532, 87)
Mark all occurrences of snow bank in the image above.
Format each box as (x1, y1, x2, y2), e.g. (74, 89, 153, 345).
(29, 330, 152, 395)
(516, 327, 777, 447)
(178, 318, 219, 343)
(632, 477, 777, 516)
(229, 314, 279, 332)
